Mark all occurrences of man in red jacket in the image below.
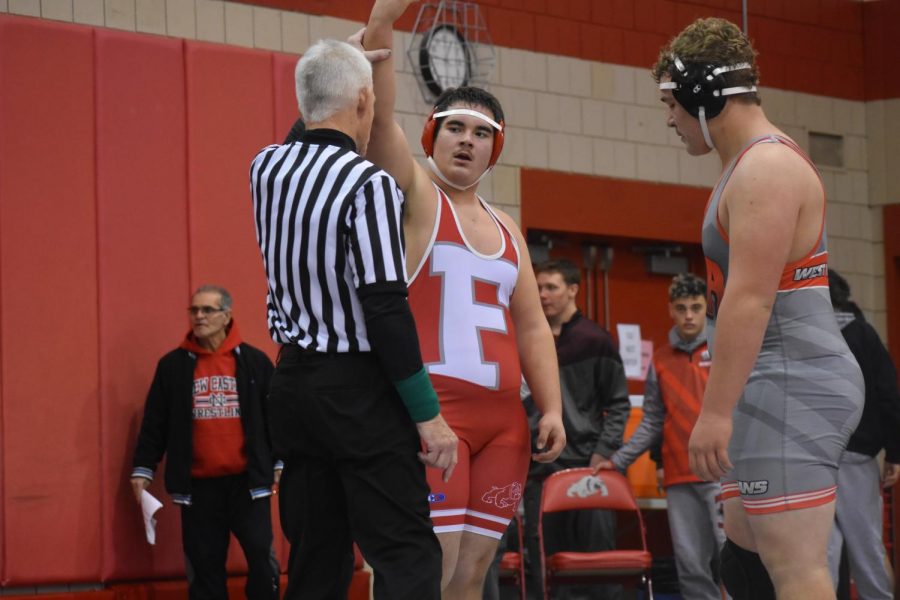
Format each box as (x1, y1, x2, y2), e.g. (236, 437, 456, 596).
(596, 273, 725, 600)
(131, 285, 280, 600)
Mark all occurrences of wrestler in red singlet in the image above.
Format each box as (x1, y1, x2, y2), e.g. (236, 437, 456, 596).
(408, 183, 531, 539)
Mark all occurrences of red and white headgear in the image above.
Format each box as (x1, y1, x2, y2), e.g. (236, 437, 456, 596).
(420, 107, 505, 191)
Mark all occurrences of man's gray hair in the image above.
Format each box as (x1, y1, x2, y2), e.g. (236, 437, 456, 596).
(193, 284, 232, 311)
(295, 39, 373, 123)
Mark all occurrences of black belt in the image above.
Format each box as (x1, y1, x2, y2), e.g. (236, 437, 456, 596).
(277, 344, 359, 361)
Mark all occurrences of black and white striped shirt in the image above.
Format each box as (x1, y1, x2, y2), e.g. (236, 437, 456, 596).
(250, 129, 407, 353)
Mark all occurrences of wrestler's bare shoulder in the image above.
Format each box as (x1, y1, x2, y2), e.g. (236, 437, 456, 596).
(728, 140, 819, 199)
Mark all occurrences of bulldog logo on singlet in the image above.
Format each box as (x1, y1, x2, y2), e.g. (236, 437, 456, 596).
(567, 475, 609, 498)
(482, 481, 522, 509)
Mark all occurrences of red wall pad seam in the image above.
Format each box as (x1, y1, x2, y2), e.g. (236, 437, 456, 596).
(94, 28, 191, 582)
(273, 51, 302, 147)
(184, 41, 280, 359)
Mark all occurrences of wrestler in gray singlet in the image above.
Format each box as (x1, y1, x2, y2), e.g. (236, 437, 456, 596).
(702, 134, 863, 515)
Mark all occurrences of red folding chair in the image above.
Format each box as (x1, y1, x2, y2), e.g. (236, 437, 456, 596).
(497, 513, 526, 600)
(539, 468, 653, 600)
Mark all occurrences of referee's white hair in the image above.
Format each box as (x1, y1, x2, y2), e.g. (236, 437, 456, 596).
(295, 39, 373, 124)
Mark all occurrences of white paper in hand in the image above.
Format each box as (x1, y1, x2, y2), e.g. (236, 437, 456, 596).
(141, 489, 163, 545)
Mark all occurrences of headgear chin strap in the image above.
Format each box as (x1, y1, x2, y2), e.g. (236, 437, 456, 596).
(659, 56, 757, 149)
(420, 108, 504, 191)
(426, 157, 493, 191)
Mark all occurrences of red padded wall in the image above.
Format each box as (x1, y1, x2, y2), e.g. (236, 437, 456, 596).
(94, 29, 190, 581)
(0, 15, 101, 584)
(0, 19, 298, 586)
(271, 60, 298, 560)
(184, 42, 279, 360)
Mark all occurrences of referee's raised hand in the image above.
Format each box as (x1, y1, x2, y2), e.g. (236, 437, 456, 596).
(347, 28, 391, 64)
(416, 414, 458, 482)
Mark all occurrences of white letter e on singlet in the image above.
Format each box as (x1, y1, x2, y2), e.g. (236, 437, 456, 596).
(426, 243, 516, 390)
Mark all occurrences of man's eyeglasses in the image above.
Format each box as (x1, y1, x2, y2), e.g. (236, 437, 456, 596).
(187, 305, 227, 316)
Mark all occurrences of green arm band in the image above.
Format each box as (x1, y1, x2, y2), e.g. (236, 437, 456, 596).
(394, 367, 440, 423)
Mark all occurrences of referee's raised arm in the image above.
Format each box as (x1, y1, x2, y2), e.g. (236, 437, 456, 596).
(249, 39, 455, 600)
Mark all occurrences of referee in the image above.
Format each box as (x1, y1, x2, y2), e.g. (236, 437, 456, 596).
(249, 39, 457, 600)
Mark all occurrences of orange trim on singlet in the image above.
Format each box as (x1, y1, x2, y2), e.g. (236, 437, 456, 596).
(706, 170, 731, 243)
(720, 482, 741, 501)
(711, 137, 773, 243)
(714, 135, 828, 289)
(778, 251, 829, 291)
(721, 482, 837, 514)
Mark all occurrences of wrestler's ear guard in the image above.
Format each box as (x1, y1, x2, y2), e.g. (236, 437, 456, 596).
(421, 109, 506, 167)
(420, 109, 438, 158)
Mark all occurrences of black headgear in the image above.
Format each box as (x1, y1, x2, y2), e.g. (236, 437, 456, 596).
(660, 56, 757, 148)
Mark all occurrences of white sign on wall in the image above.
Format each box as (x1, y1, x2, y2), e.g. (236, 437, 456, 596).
(616, 323, 642, 380)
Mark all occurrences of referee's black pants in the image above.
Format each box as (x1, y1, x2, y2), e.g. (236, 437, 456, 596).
(270, 346, 442, 600)
(180, 473, 279, 600)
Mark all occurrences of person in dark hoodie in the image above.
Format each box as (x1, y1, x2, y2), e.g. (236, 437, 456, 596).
(131, 284, 280, 600)
(521, 258, 630, 600)
(826, 270, 900, 600)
